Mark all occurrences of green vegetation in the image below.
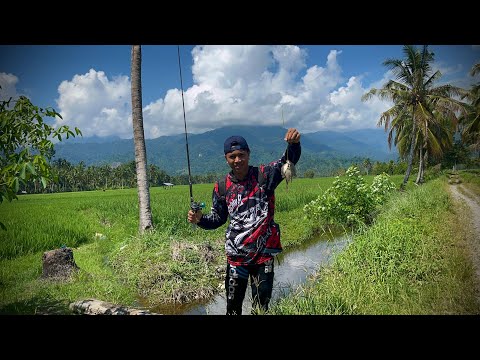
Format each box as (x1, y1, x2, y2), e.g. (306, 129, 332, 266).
(0, 95, 81, 230)
(269, 176, 480, 314)
(459, 63, 480, 154)
(362, 45, 468, 188)
(52, 125, 399, 179)
(2, 170, 479, 315)
(456, 169, 480, 198)
(304, 166, 396, 228)
(0, 177, 349, 312)
(2, 47, 479, 315)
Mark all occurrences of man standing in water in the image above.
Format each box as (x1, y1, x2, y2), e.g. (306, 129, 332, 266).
(187, 128, 301, 315)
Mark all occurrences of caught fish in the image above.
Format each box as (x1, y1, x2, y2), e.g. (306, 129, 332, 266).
(281, 160, 296, 189)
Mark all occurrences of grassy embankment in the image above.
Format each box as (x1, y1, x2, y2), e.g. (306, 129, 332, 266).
(269, 171, 480, 315)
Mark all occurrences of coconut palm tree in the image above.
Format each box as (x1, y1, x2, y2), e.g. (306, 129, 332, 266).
(362, 45, 467, 188)
(416, 105, 457, 183)
(460, 63, 480, 153)
(362, 158, 372, 175)
(131, 45, 153, 232)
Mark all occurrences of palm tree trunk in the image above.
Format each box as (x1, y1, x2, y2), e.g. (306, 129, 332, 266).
(131, 45, 153, 232)
(420, 149, 428, 184)
(402, 109, 417, 189)
(415, 147, 423, 184)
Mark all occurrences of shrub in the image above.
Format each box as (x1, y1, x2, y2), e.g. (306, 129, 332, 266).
(304, 166, 396, 228)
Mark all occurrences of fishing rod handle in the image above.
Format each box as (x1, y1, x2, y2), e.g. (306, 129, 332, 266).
(190, 201, 205, 229)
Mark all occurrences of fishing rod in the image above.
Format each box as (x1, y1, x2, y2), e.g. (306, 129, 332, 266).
(177, 45, 204, 220)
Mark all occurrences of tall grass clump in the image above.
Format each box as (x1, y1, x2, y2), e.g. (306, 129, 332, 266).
(108, 229, 225, 306)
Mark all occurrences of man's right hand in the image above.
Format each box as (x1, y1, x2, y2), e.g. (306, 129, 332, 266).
(188, 209, 202, 224)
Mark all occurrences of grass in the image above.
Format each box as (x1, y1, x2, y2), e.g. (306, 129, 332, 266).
(6, 172, 472, 315)
(268, 177, 480, 314)
(1, 176, 359, 313)
(458, 169, 480, 198)
(0, 239, 138, 314)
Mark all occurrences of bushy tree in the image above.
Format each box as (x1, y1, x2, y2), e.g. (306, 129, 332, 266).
(304, 169, 315, 178)
(0, 95, 81, 229)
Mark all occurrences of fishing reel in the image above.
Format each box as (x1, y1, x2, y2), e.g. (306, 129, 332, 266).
(191, 201, 205, 213)
(190, 201, 205, 230)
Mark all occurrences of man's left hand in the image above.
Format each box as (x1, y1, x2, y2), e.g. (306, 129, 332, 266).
(284, 128, 301, 144)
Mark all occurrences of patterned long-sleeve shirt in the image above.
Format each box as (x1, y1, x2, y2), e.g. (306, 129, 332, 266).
(197, 142, 301, 266)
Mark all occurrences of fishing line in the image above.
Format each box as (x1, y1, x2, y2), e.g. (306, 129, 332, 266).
(282, 105, 289, 163)
(177, 45, 204, 217)
(280, 105, 295, 189)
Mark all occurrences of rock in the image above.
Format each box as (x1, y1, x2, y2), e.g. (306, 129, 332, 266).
(42, 247, 79, 280)
(69, 299, 159, 315)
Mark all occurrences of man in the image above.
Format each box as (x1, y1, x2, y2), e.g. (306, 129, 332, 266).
(187, 128, 301, 315)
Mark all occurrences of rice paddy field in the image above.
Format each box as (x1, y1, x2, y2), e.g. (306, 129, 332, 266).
(0, 177, 348, 260)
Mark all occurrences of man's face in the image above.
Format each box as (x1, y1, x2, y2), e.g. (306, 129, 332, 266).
(225, 149, 250, 178)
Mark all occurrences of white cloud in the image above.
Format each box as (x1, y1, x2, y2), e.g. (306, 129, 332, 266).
(48, 46, 408, 139)
(0, 72, 20, 102)
(54, 69, 131, 138)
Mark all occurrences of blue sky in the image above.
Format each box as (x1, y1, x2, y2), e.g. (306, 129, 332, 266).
(1, 45, 479, 139)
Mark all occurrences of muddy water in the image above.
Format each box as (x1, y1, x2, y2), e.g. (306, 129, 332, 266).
(149, 233, 350, 315)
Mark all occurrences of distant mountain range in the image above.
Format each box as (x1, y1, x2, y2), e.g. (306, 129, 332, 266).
(53, 125, 399, 176)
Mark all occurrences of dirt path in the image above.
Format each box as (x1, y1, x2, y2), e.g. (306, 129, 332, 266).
(448, 183, 480, 302)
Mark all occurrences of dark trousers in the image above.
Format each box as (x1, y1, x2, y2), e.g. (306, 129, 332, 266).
(225, 259, 274, 315)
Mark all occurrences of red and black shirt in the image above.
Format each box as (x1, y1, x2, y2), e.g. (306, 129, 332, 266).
(197, 142, 301, 266)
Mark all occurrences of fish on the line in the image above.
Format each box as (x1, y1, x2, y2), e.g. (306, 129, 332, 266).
(281, 160, 296, 190)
